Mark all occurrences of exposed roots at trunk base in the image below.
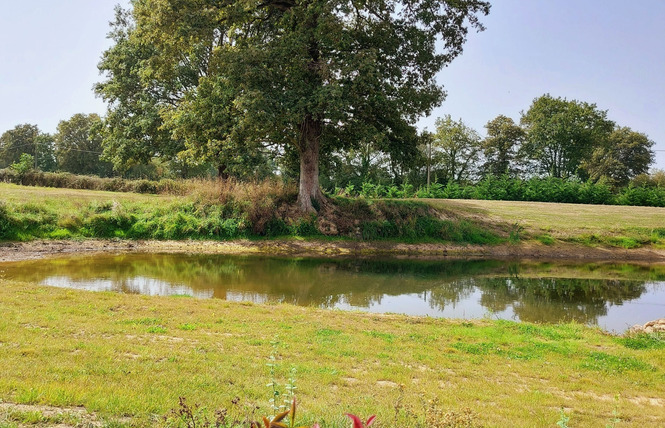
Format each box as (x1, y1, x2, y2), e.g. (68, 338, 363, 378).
(297, 188, 328, 213)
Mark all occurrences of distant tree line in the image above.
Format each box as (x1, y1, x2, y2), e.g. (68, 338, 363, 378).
(409, 94, 655, 190)
(0, 93, 658, 194)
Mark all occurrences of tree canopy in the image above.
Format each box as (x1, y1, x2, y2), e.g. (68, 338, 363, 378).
(520, 94, 614, 178)
(95, 7, 186, 173)
(431, 115, 481, 183)
(482, 115, 525, 177)
(54, 113, 114, 177)
(0, 124, 55, 171)
(97, 0, 490, 210)
(581, 127, 654, 187)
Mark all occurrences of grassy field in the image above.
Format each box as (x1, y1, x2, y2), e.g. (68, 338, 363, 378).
(2, 184, 665, 426)
(0, 278, 664, 427)
(433, 199, 665, 236)
(428, 198, 665, 248)
(2, 182, 665, 249)
(0, 182, 176, 204)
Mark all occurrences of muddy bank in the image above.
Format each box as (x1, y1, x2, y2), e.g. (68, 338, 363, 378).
(2, 239, 665, 263)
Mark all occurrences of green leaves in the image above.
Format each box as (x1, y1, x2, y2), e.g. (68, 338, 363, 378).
(97, 0, 490, 202)
(431, 115, 482, 183)
(520, 94, 615, 179)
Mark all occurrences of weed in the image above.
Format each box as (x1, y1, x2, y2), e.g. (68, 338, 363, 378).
(424, 398, 479, 428)
(556, 408, 570, 428)
(267, 338, 282, 415)
(617, 333, 665, 350)
(164, 397, 236, 428)
(537, 234, 555, 245)
(179, 323, 197, 331)
(581, 352, 654, 373)
(15, 388, 43, 405)
(7, 410, 44, 424)
(606, 395, 622, 428)
(1, 408, 83, 427)
(509, 222, 524, 244)
(363, 330, 395, 344)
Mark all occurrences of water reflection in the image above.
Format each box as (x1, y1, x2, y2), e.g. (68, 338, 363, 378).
(1, 254, 664, 332)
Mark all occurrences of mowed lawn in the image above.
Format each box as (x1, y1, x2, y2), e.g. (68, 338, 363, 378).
(0, 279, 664, 427)
(427, 198, 665, 243)
(0, 182, 175, 205)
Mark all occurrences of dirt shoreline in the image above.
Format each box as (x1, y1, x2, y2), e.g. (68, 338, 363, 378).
(2, 239, 665, 263)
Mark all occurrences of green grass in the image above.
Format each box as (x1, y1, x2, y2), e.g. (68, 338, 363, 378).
(2, 182, 665, 249)
(0, 183, 501, 245)
(0, 279, 664, 427)
(426, 198, 665, 248)
(617, 333, 665, 350)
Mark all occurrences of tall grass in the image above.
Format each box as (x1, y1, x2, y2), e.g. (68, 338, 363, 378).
(0, 182, 500, 244)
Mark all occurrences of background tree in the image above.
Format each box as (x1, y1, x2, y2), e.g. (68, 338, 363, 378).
(161, 76, 273, 180)
(0, 124, 55, 171)
(431, 115, 482, 183)
(482, 115, 525, 177)
(118, 0, 490, 211)
(54, 113, 114, 177)
(97, 6, 276, 179)
(520, 94, 614, 178)
(95, 7, 186, 175)
(581, 127, 654, 187)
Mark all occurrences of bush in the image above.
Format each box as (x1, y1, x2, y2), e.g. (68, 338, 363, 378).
(0, 202, 14, 240)
(10, 154, 34, 175)
(617, 186, 665, 207)
(343, 176, 665, 208)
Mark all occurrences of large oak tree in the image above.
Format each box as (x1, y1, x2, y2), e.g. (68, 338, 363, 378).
(102, 0, 490, 211)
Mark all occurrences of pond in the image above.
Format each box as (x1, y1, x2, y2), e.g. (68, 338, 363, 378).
(1, 253, 664, 333)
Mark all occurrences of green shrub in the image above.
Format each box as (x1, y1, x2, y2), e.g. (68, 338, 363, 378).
(291, 216, 320, 237)
(0, 202, 14, 240)
(263, 217, 291, 237)
(84, 212, 136, 238)
(10, 154, 34, 175)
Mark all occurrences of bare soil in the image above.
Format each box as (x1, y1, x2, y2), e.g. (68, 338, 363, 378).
(0, 402, 129, 428)
(1, 239, 665, 263)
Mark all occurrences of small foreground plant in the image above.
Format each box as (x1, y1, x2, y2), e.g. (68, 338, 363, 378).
(256, 397, 318, 428)
(345, 413, 376, 428)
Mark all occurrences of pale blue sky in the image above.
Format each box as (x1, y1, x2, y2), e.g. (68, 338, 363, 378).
(1, 0, 663, 170)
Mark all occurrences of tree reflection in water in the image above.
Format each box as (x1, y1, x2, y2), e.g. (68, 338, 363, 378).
(2, 254, 662, 327)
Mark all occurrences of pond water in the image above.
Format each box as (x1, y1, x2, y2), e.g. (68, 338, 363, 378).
(1, 253, 664, 333)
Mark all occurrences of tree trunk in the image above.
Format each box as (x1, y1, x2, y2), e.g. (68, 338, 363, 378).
(217, 164, 229, 180)
(297, 115, 325, 213)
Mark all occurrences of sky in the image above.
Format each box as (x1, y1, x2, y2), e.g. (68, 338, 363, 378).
(1, 0, 664, 170)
